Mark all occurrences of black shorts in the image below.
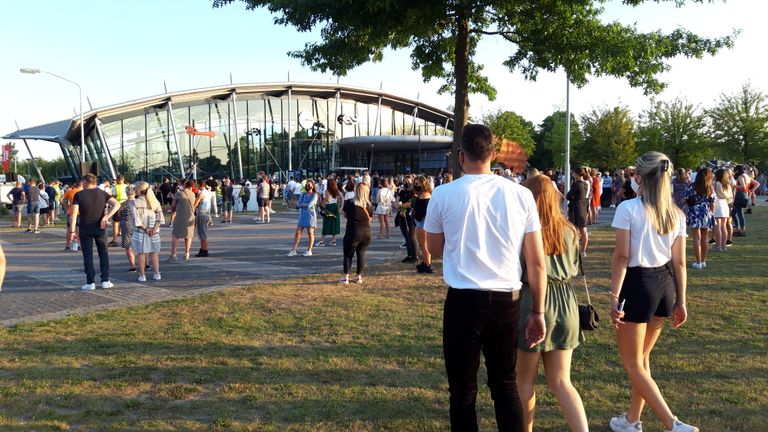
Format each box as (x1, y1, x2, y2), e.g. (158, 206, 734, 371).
(619, 263, 676, 323)
(257, 197, 268, 207)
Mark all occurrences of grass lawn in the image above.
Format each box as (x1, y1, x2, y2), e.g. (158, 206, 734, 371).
(0, 208, 766, 431)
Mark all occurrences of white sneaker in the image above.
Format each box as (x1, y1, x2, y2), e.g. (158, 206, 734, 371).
(81, 283, 96, 291)
(137, 275, 147, 282)
(101, 281, 114, 289)
(610, 413, 642, 431)
(701, 261, 707, 268)
(269, 209, 276, 213)
(667, 417, 699, 432)
(692, 262, 703, 270)
(152, 274, 162, 281)
(302, 250, 313, 257)
(286, 250, 297, 257)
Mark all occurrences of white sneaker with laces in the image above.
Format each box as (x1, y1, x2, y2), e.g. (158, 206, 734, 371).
(302, 250, 313, 257)
(610, 413, 642, 432)
(101, 281, 114, 289)
(152, 274, 162, 281)
(692, 262, 703, 269)
(81, 283, 96, 291)
(286, 250, 297, 257)
(667, 417, 699, 432)
(137, 275, 147, 282)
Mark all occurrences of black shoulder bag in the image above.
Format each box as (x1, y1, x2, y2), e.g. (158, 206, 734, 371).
(578, 254, 600, 331)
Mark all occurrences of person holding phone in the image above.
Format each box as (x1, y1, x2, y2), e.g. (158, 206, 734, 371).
(608, 152, 697, 432)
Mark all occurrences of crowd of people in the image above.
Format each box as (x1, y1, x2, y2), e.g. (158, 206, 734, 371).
(6, 125, 766, 431)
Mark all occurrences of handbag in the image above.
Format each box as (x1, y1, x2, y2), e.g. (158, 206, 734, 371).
(319, 205, 335, 218)
(577, 254, 599, 331)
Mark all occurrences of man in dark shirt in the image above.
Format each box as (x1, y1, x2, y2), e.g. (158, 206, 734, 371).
(6, 181, 25, 228)
(159, 177, 172, 213)
(25, 180, 42, 233)
(70, 174, 119, 290)
(221, 177, 234, 223)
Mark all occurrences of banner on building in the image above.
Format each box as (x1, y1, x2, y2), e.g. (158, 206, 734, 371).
(1, 144, 11, 173)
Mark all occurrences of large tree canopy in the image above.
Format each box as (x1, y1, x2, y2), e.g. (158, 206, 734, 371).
(636, 97, 710, 169)
(480, 110, 536, 156)
(530, 111, 582, 170)
(707, 82, 768, 164)
(579, 106, 636, 169)
(213, 0, 734, 175)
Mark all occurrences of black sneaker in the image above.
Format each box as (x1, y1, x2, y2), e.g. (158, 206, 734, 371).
(726, 240, 733, 247)
(416, 262, 428, 272)
(195, 250, 209, 257)
(127, 267, 137, 272)
(708, 238, 716, 245)
(401, 256, 416, 263)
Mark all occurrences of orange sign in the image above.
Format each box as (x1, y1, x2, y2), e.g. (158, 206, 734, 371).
(184, 126, 215, 137)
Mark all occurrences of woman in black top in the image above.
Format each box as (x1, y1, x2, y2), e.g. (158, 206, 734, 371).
(412, 176, 433, 273)
(395, 176, 417, 263)
(566, 167, 590, 256)
(339, 182, 373, 285)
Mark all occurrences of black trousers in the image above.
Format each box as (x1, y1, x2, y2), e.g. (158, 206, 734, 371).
(342, 228, 371, 274)
(443, 288, 524, 432)
(79, 224, 110, 284)
(399, 216, 417, 258)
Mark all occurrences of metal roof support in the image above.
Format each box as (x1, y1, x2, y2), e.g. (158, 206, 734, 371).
(231, 92, 244, 180)
(94, 119, 117, 180)
(287, 87, 293, 171)
(166, 101, 186, 179)
(331, 90, 340, 170)
(443, 118, 450, 136)
(21, 139, 45, 183)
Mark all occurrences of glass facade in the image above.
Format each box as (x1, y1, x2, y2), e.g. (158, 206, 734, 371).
(52, 84, 453, 181)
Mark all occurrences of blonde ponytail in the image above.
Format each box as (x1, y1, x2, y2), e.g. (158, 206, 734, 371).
(636, 152, 679, 235)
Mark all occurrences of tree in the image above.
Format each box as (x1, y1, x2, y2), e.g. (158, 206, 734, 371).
(481, 110, 535, 155)
(578, 106, 636, 169)
(213, 0, 733, 176)
(707, 82, 768, 164)
(530, 111, 582, 170)
(636, 97, 710, 169)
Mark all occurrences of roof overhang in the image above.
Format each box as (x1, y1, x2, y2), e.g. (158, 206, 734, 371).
(2, 119, 73, 142)
(337, 135, 453, 153)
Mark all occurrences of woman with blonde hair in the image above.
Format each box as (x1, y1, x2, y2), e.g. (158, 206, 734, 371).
(287, 179, 318, 257)
(374, 178, 395, 239)
(609, 151, 697, 432)
(132, 181, 164, 282)
(339, 182, 373, 284)
(119, 184, 138, 271)
(517, 174, 588, 432)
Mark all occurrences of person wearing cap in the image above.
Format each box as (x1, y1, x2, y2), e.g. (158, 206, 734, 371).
(425, 124, 546, 431)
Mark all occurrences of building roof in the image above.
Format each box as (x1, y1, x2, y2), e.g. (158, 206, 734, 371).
(2, 82, 455, 145)
(2, 119, 73, 141)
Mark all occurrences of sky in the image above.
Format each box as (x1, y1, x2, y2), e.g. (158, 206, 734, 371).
(1, 0, 766, 161)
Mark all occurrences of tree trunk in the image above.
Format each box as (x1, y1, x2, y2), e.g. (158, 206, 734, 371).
(451, 8, 470, 178)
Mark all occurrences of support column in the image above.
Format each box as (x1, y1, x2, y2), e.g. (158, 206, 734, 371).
(95, 118, 117, 179)
(231, 92, 244, 179)
(166, 101, 186, 178)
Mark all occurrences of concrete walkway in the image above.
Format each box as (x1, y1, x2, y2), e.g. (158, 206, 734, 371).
(0, 209, 407, 326)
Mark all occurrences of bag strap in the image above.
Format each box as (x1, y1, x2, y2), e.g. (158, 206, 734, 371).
(577, 252, 592, 306)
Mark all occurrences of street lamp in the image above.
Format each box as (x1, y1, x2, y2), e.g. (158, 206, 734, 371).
(20, 68, 86, 166)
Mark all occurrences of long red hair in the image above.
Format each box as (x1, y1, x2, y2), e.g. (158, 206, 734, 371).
(522, 174, 577, 256)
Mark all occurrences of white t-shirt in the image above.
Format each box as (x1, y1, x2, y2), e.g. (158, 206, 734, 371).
(424, 174, 541, 291)
(611, 197, 687, 268)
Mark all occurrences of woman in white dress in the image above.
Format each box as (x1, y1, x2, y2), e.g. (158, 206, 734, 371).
(713, 169, 733, 252)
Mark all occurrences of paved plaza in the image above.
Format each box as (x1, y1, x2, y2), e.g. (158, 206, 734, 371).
(0, 204, 630, 327)
(0, 210, 410, 326)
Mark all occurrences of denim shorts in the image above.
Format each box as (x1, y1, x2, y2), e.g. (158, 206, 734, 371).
(27, 203, 41, 214)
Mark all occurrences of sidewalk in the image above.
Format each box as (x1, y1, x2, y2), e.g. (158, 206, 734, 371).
(0, 211, 403, 326)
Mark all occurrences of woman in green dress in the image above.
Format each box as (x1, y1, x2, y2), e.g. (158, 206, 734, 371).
(517, 174, 588, 432)
(315, 178, 342, 247)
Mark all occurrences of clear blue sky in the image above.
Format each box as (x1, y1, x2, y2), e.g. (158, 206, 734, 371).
(2, 0, 766, 160)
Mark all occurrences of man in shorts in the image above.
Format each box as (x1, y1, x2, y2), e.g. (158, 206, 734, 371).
(6, 181, 25, 228)
(221, 177, 234, 223)
(25, 180, 42, 233)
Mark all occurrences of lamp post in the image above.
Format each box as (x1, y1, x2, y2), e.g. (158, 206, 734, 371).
(20, 68, 86, 165)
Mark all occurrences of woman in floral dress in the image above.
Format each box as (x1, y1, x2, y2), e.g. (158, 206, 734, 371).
(684, 168, 714, 269)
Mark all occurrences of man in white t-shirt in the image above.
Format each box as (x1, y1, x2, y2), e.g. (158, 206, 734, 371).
(424, 124, 547, 431)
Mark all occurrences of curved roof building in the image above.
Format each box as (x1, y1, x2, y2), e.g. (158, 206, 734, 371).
(3, 82, 455, 180)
